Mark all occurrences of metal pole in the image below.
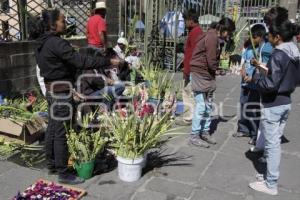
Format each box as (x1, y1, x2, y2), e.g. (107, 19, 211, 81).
(134, 0, 137, 41)
(139, 0, 142, 43)
(17, 0, 27, 40)
(125, 0, 127, 37)
(119, 0, 122, 36)
(173, 0, 178, 71)
(130, 0, 132, 39)
(144, 0, 149, 56)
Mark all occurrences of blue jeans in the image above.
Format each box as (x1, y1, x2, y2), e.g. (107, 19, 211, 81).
(191, 92, 213, 135)
(261, 104, 291, 188)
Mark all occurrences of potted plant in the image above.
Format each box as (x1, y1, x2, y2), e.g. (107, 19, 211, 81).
(66, 114, 107, 179)
(104, 111, 173, 182)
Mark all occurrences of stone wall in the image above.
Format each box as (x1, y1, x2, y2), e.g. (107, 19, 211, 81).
(0, 1, 121, 96)
(0, 39, 87, 96)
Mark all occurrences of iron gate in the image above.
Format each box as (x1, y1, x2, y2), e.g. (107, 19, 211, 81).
(0, 0, 94, 41)
(1, 0, 281, 69)
(120, 0, 279, 70)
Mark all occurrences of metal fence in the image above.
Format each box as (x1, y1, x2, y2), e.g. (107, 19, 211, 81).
(118, 0, 145, 49)
(1, 0, 281, 69)
(0, 0, 94, 41)
(127, 0, 279, 70)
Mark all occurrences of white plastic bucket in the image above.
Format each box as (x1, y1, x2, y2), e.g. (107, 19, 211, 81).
(117, 156, 144, 182)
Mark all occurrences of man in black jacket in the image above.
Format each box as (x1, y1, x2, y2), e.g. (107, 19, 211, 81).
(248, 20, 300, 195)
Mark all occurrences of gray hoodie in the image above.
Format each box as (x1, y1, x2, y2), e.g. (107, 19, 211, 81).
(253, 41, 300, 107)
(275, 42, 300, 60)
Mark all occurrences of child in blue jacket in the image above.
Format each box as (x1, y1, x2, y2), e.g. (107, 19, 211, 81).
(234, 24, 270, 145)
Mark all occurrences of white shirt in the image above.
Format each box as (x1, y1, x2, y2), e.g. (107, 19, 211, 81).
(125, 55, 141, 69)
(113, 45, 126, 59)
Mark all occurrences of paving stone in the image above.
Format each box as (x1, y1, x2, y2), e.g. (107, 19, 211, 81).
(145, 177, 193, 198)
(133, 190, 168, 200)
(209, 121, 235, 151)
(165, 134, 190, 148)
(246, 189, 300, 200)
(86, 170, 145, 200)
(82, 194, 103, 200)
(153, 147, 213, 184)
(198, 153, 255, 195)
(174, 197, 185, 200)
(278, 154, 300, 193)
(190, 187, 244, 200)
(0, 161, 17, 175)
(220, 137, 253, 159)
(282, 118, 300, 155)
(220, 103, 239, 118)
(0, 167, 44, 200)
(1, 75, 300, 200)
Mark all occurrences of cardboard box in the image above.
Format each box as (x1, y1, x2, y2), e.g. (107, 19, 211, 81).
(0, 117, 46, 144)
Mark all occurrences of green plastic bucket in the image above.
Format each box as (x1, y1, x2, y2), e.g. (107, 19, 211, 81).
(75, 160, 95, 179)
(220, 59, 230, 70)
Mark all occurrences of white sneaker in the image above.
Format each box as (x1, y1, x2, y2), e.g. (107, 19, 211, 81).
(249, 181, 278, 195)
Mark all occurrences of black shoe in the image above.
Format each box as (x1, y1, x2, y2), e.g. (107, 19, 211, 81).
(200, 133, 217, 145)
(189, 135, 210, 148)
(58, 174, 85, 185)
(233, 132, 250, 137)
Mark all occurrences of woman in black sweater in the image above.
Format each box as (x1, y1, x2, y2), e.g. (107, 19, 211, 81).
(31, 9, 120, 184)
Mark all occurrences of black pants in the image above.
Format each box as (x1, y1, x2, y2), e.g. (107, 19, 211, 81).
(237, 87, 261, 137)
(45, 91, 73, 175)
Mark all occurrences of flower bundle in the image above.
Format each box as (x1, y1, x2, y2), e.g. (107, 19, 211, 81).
(13, 180, 81, 200)
(133, 84, 155, 118)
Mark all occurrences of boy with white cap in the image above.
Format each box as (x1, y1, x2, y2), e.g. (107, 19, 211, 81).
(113, 37, 128, 59)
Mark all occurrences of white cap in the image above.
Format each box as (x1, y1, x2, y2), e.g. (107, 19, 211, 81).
(95, 2, 106, 10)
(117, 37, 128, 46)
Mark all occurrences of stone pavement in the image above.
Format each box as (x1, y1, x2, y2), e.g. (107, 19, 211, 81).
(1, 75, 300, 200)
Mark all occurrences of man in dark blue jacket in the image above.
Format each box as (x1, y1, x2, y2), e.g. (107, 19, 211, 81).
(248, 20, 300, 195)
